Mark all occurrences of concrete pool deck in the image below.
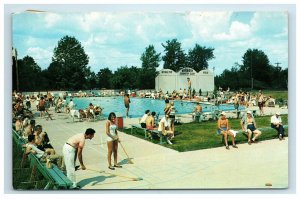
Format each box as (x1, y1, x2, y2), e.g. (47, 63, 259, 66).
(33, 106, 288, 189)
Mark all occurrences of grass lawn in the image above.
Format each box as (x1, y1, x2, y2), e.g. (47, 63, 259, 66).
(122, 115, 288, 152)
(253, 90, 288, 101)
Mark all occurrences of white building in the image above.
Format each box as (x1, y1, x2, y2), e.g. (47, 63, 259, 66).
(155, 67, 214, 93)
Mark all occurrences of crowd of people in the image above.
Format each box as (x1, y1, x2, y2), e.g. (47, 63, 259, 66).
(217, 110, 286, 150)
(136, 99, 176, 145)
(12, 85, 287, 189)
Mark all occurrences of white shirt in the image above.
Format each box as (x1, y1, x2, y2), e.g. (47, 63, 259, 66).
(28, 143, 45, 159)
(271, 115, 282, 124)
(158, 117, 170, 131)
(140, 114, 149, 123)
(68, 101, 75, 109)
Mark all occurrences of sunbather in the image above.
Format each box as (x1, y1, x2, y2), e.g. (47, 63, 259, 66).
(146, 112, 158, 130)
(240, 111, 262, 145)
(217, 112, 238, 150)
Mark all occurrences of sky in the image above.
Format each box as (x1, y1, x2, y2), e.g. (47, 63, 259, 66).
(12, 11, 288, 75)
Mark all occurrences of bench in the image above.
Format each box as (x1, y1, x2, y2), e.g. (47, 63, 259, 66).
(130, 124, 165, 144)
(130, 124, 148, 138)
(217, 125, 288, 144)
(193, 113, 207, 122)
(12, 129, 73, 189)
(28, 154, 73, 189)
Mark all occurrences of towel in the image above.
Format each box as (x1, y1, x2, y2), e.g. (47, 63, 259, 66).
(229, 129, 238, 137)
(70, 110, 80, 118)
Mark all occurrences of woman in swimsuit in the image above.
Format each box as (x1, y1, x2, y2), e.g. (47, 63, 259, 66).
(106, 112, 122, 170)
(241, 111, 262, 144)
(217, 112, 237, 150)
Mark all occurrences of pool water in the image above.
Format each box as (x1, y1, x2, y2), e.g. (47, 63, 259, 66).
(69, 97, 244, 118)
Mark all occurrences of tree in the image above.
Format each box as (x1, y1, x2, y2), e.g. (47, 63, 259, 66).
(161, 39, 186, 72)
(140, 45, 161, 89)
(186, 44, 215, 72)
(140, 45, 161, 69)
(111, 66, 141, 89)
(51, 35, 89, 90)
(46, 61, 63, 90)
(97, 67, 113, 89)
(241, 49, 272, 88)
(16, 56, 42, 91)
(86, 70, 97, 90)
(215, 49, 288, 90)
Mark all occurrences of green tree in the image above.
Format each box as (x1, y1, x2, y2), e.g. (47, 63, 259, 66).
(97, 67, 113, 89)
(241, 49, 272, 88)
(140, 45, 161, 89)
(186, 44, 215, 72)
(215, 64, 248, 90)
(16, 56, 42, 91)
(86, 70, 97, 89)
(141, 45, 161, 69)
(46, 61, 63, 90)
(51, 35, 89, 90)
(162, 39, 186, 72)
(111, 66, 141, 89)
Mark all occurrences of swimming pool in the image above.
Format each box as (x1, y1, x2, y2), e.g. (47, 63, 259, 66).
(69, 97, 244, 118)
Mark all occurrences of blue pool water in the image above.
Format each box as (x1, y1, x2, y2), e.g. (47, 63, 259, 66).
(68, 97, 244, 118)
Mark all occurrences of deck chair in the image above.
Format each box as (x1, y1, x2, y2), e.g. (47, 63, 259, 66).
(70, 109, 81, 122)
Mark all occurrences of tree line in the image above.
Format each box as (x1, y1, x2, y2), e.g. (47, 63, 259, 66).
(12, 35, 287, 92)
(215, 49, 288, 90)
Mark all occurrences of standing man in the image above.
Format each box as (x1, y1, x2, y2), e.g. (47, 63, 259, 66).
(271, 112, 285, 140)
(193, 102, 203, 122)
(62, 128, 96, 189)
(187, 77, 192, 100)
(124, 93, 131, 118)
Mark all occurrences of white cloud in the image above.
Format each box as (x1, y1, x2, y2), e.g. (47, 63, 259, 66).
(44, 13, 62, 28)
(25, 37, 39, 46)
(214, 21, 251, 40)
(77, 12, 106, 32)
(13, 11, 288, 75)
(83, 34, 108, 48)
(250, 12, 288, 35)
(185, 11, 232, 41)
(26, 47, 53, 69)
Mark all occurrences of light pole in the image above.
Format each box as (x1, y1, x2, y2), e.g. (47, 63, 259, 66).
(12, 47, 19, 92)
(251, 51, 253, 90)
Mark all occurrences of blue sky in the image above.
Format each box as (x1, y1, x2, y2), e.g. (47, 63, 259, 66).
(12, 11, 288, 75)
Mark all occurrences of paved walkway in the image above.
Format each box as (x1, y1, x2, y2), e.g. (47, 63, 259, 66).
(34, 106, 288, 189)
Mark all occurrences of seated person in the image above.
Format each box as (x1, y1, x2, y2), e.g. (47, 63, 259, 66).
(26, 134, 65, 170)
(22, 116, 30, 129)
(140, 110, 150, 128)
(146, 112, 158, 130)
(94, 106, 103, 115)
(87, 103, 95, 118)
(15, 115, 23, 134)
(23, 119, 35, 140)
(217, 112, 237, 150)
(79, 109, 87, 119)
(33, 125, 55, 154)
(240, 111, 262, 145)
(271, 112, 285, 140)
(158, 114, 174, 145)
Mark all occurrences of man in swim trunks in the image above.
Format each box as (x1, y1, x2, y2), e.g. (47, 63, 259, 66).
(124, 93, 131, 118)
(187, 77, 192, 100)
